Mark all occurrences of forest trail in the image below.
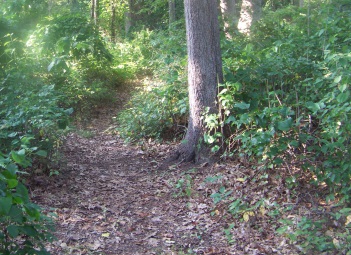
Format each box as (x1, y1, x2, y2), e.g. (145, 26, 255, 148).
(29, 82, 297, 255)
(30, 82, 229, 255)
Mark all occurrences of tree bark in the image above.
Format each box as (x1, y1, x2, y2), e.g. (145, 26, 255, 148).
(176, 0, 223, 162)
(220, 0, 236, 39)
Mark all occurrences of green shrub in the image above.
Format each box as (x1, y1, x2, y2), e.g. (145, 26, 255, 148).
(118, 81, 188, 142)
(0, 143, 55, 255)
(0, 75, 67, 254)
(117, 28, 188, 142)
(204, 1, 351, 197)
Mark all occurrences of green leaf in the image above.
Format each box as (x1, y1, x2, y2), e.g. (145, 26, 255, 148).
(339, 208, 351, 214)
(305, 101, 321, 112)
(234, 103, 250, 110)
(337, 91, 349, 103)
(11, 149, 25, 162)
(334, 75, 342, 84)
(277, 118, 293, 132)
(7, 225, 19, 238)
(204, 134, 215, 144)
(24, 204, 41, 220)
(339, 84, 348, 93)
(7, 179, 18, 189)
(15, 182, 29, 204)
(19, 226, 38, 237)
(35, 150, 47, 157)
(0, 197, 12, 215)
(9, 205, 24, 223)
(11, 149, 31, 167)
(64, 108, 74, 115)
(5, 164, 18, 176)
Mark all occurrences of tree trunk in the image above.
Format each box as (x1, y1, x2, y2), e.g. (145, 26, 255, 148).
(94, 0, 99, 25)
(111, 0, 116, 42)
(169, 0, 176, 28)
(176, 0, 223, 162)
(91, 0, 99, 25)
(237, 0, 262, 35)
(125, 0, 133, 35)
(91, 0, 95, 20)
(220, 0, 236, 39)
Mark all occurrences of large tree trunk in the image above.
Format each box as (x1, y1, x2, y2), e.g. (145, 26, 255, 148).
(220, 0, 236, 39)
(237, 0, 262, 35)
(176, 0, 223, 162)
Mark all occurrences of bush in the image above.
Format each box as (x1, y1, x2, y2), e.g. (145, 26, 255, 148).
(117, 28, 188, 142)
(0, 145, 55, 255)
(204, 1, 351, 197)
(0, 69, 70, 254)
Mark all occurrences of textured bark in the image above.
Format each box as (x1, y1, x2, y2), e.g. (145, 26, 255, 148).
(237, 0, 262, 35)
(176, 0, 223, 162)
(220, 0, 236, 39)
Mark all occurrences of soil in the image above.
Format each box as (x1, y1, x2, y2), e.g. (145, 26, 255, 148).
(30, 80, 302, 255)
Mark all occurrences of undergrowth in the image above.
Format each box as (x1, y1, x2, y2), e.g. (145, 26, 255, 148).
(117, 28, 189, 142)
(117, 1, 351, 253)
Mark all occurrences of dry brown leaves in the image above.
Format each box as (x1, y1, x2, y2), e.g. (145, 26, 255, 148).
(28, 81, 310, 255)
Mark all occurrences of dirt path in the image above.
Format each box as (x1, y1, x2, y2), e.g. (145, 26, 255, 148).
(30, 81, 298, 255)
(28, 82, 227, 255)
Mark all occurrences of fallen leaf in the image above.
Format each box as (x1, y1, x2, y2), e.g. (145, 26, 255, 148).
(102, 232, 110, 238)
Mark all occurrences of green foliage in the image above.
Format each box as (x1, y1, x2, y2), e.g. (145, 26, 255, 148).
(0, 149, 55, 254)
(42, 13, 112, 62)
(117, 28, 188, 141)
(1, 77, 71, 159)
(118, 81, 188, 141)
(0, 13, 71, 251)
(0, 81, 59, 253)
(277, 207, 351, 254)
(205, 1, 351, 199)
(174, 174, 193, 197)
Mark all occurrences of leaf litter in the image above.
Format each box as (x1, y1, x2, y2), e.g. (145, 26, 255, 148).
(28, 82, 327, 255)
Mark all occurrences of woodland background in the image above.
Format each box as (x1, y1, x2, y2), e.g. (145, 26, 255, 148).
(0, 0, 351, 254)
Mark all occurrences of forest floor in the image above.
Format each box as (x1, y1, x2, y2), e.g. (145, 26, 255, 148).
(30, 80, 305, 255)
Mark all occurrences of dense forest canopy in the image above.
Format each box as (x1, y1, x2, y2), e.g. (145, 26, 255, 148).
(1, 0, 351, 254)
